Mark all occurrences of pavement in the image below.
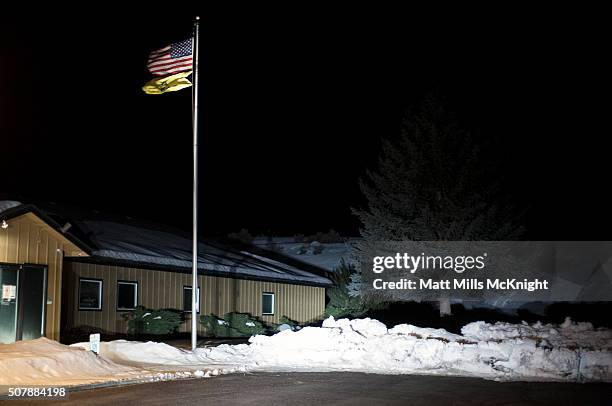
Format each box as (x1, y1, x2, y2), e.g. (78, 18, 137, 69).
(4, 372, 612, 405)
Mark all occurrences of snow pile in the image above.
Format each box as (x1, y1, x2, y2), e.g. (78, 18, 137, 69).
(459, 318, 612, 381)
(205, 317, 610, 382)
(71, 340, 227, 375)
(202, 318, 562, 380)
(0, 338, 148, 386)
(461, 318, 612, 351)
(3, 318, 606, 387)
(88, 317, 612, 382)
(73, 340, 202, 367)
(0, 338, 216, 389)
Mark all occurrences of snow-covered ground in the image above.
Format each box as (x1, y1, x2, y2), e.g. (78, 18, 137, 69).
(0, 338, 213, 388)
(85, 317, 611, 383)
(1, 317, 609, 390)
(252, 237, 356, 271)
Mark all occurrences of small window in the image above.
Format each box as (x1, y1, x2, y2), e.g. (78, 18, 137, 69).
(262, 292, 274, 315)
(117, 281, 138, 310)
(183, 286, 201, 313)
(79, 278, 102, 310)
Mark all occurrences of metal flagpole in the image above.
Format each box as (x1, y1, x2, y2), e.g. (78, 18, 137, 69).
(191, 16, 200, 351)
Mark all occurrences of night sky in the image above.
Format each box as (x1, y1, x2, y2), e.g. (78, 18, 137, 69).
(2, 11, 611, 239)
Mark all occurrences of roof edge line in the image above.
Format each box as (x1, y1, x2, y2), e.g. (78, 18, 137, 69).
(65, 256, 333, 288)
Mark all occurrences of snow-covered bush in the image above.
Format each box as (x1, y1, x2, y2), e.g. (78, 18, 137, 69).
(273, 316, 301, 332)
(124, 306, 183, 335)
(200, 312, 265, 337)
(279, 315, 299, 327)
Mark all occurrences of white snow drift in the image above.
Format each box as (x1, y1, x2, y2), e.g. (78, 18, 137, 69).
(0, 338, 147, 386)
(0, 338, 210, 388)
(89, 317, 612, 383)
(2, 318, 609, 388)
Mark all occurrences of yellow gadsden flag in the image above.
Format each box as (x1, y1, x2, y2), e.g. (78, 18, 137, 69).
(142, 71, 192, 94)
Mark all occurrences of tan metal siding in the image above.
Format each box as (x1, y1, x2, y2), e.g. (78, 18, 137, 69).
(0, 212, 86, 341)
(63, 261, 326, 335)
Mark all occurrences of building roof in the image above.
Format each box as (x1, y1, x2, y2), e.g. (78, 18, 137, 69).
(0, 201, 332, 287)
(0, 201, 92, 254)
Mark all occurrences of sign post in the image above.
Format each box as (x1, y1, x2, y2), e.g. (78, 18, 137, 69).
(89, 333, 100, 355)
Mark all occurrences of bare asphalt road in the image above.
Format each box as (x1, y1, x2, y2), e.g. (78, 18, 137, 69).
(4, 372, 612, 406)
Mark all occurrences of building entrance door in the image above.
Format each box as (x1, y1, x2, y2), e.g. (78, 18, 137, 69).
(0, 263, 47, 343)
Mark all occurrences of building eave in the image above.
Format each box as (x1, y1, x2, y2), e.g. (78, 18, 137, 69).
(0, 204, 92, 256)
(64, 256, 333, 288)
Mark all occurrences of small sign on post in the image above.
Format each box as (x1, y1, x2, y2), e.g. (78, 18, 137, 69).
(89, 333, 100, 354)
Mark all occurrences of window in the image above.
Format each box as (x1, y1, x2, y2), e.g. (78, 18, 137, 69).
(79, 279, 102, 310)
(183, 286, 200, 313)
(117, 281, 138, 310)
(262, 292, 274, 315)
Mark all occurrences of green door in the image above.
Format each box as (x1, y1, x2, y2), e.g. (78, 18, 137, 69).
(0, 264, 47, 343)
(0, 264, 19, 343)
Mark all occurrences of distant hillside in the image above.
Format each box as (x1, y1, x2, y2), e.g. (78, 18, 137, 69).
(252, 237, 358, 272)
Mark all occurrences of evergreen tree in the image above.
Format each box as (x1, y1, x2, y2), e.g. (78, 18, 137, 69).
(352, 96, 525, 315)
(325, 260, 368, 318)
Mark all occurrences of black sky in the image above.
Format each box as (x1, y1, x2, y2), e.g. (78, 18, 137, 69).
(2, 10, 611, 238)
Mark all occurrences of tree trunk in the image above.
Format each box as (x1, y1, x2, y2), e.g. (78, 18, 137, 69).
(438, 297, 452, 317)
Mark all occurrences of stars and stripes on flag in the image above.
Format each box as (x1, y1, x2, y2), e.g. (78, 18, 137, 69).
(147, 39, 193, 76)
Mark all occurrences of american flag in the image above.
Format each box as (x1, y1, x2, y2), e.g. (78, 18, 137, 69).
(147, 39, 193, 76)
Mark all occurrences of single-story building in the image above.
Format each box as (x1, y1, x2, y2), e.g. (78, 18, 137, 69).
(0, 201, 331, 343)
(0, 201, 90, 343)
